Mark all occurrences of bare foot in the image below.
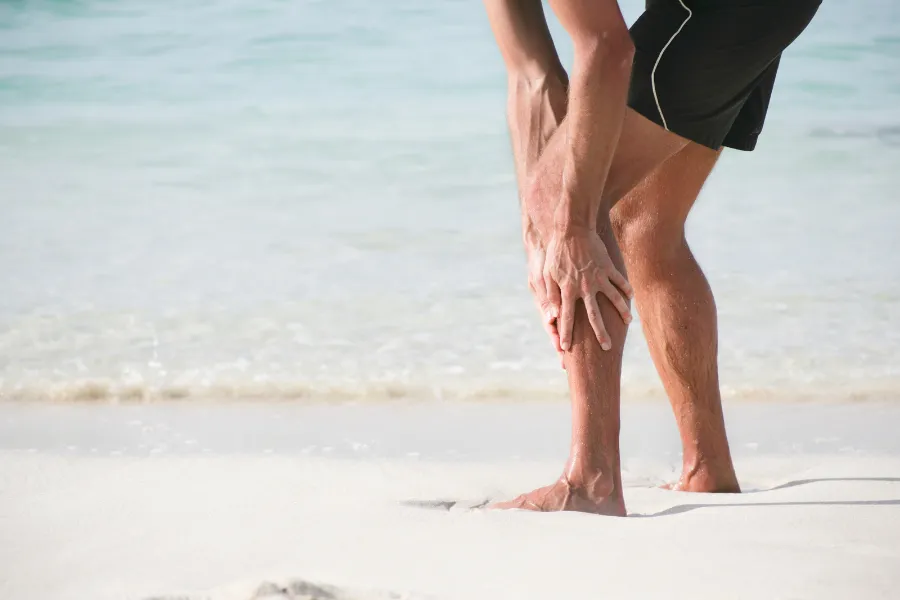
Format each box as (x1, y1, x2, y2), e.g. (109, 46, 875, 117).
(662, 462, 740, 493)
(490, 474, 626, 516)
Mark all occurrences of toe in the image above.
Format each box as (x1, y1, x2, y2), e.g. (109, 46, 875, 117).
(488, 494, 528, 510)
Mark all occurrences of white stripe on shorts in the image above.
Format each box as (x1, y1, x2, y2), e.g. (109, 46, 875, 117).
(650, 0, 693, 130)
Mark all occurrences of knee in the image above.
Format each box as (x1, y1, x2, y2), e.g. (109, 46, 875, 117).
(609, 207, 635, 250)
(611, 206, 662, 254)
(610, 206, 683, 271)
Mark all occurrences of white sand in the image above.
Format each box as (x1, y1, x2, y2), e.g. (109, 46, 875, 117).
(1, 402, 899, 600)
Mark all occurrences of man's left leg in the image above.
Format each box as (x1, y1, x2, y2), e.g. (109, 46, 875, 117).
(612, 142, 740, 493)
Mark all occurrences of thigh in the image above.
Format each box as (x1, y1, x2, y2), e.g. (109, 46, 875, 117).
(600, 107, 690, 212)
(611, 141, 721, 241)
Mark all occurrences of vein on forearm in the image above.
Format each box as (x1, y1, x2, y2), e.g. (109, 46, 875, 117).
(547, 0, 634, 233)
(484, 0, 568, 237)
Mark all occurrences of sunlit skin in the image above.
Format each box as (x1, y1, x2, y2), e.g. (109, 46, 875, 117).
(484, 0, 740, 515)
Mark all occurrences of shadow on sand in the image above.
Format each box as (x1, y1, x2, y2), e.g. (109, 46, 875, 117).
(639, 477, 900, 517)
(401, 478, 900, 515)
(762, 476, 900, 491)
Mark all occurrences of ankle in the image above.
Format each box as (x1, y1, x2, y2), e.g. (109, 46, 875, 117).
(680, 454, 740, 493)
(563, 458, 618, 500)
(683, 449, 733, 475)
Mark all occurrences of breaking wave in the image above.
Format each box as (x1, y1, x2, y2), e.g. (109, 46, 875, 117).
(2, 379, 898, 404)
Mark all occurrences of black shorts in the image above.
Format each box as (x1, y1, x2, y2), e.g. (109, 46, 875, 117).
(628, 0, 821, 151)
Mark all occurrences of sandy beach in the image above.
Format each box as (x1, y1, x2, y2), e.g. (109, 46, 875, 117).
(2, 400, 899, 600)
(2, 1, 898, 599)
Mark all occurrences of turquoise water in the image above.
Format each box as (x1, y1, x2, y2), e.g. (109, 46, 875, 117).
(1, 0, 898, 402)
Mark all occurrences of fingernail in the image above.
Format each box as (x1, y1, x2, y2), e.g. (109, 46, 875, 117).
(601, 342, 611, 351)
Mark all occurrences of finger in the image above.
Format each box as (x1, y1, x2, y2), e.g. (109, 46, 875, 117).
(599, 279, 633, 324)
(546, 317, 564, 367)
(530, 271, 557, 326)
(544, 321, 564, 367)
(543, 318, 556, 343)
(547, 318, 562, 354)
(537, 292, 557, 326)
(542, 315, 564, 368)
(609, 268, 634, 300)
(550, 319, 566, 371)
(545, 274, 561, 321)
(557, 290, 575, 351)
(584, 295, 612, 351)
(530, 280, 550, 320)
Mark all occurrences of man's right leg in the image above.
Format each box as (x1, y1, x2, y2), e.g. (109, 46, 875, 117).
(489, 110, 686, 516)
(611, 142, 740, 493)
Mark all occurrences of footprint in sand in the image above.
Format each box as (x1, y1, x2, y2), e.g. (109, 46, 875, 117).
(252, 579, 431, 600)
(148, 578, 432, 600)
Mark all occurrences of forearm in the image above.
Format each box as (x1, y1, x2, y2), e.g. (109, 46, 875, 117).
(555, 35, 633, 233)
(484, 0, 565, 84)
(484, 0, 568, 236)
(521, 120, 568, 243)
(508, 69, 568, 203)
(544, 0, 634, 233)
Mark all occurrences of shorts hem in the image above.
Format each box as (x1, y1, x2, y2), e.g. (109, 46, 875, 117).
(627, 100, 726, 151)
(722, 135, 759, 152)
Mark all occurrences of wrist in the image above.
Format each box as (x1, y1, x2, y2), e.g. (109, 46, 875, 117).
(522, 194, 555, 244)
(522, 218, 543, 249)
(553, 194, 596, 235)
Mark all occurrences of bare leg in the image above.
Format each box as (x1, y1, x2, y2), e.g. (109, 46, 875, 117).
(492, 110, 687, 515)
(492, 217, 629, 516)
(611, 143, 740, 493)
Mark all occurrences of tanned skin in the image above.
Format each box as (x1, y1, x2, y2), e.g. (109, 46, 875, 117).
(485, 0, 739, 515)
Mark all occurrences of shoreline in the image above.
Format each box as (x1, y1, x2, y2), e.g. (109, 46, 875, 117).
(3, 381, 900, 405)
(3, 400, 900, 459)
